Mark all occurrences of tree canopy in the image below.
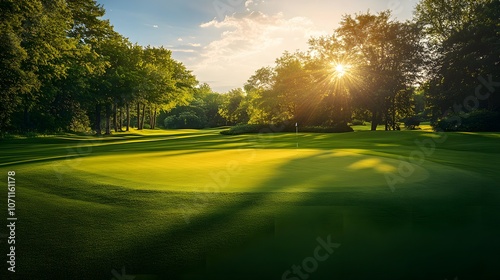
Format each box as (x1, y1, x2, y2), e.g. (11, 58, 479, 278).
(1, 0, 498, 135)
(0, 0, 198, 134)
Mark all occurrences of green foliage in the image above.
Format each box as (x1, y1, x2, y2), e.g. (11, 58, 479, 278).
(219, 124, 264, 135)
(0, 0, 198, 134)
(434, 110, 500, 132)
(220, 123, 353, 135)
(241, 11, 424, 131)
(335, 11, 423, 130)
(0, 0, 77, 131)
(164, 111, 206, 129)
(219, 88, 250, 125)
(1, 0, 498, 135)
(416, 0, 500, 119)
(350, 119, 365, 126)
(191, 83, 226, 127)
(404, 116, 421, 130)
(163, 106, 208, 129)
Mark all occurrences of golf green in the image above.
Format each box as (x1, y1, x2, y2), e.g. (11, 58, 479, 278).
(0, 128, 499, 279)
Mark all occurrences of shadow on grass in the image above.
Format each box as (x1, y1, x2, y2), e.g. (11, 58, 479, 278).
(92, 151, 500, 279)
(0, 131, 251, 167)
(6, 130, 500, 279)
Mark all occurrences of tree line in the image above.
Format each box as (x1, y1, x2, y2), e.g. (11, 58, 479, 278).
(227, 0, 499, 132)
(0, 0, 198, 135)
(1, 0, 498, 135)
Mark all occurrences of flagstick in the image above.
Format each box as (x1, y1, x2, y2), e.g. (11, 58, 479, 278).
(295, 122, 298, 148)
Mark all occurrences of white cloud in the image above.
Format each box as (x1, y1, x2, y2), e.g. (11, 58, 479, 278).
(199, 19, 218, 28)
(245, 0, 254, 9)
(171, 49, 195, 53)
(245, 0, 265, 11)
(192, 11, 326, 91)
(188, 43, 201, 47)
(177, 38, 183, 42)
(153, 25, 159, 28)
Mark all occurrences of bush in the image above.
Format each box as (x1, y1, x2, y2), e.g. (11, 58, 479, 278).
(0, 132, 15, 139)
(434, 110, 500, 132)
(164, 111, 206, 129)
(163, 107, 207, 129)
(350, 119, 365, 126)
(220, 124, 266, 135)
(220, 123, 353, 135)
(404, 116, 421, 130)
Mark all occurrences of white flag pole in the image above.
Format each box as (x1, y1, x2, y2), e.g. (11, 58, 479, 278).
(295, 122, 298, 148)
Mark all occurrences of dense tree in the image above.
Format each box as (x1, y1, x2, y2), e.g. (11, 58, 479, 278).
(219, 89, 250, 125)
(273, 51, 318, 125)
(0, 0, 199, 135)
(240, 11, 423, 130)
(0, 0, 78, 132)
(1, 0, 496, 134)
(160, 83, 225, 129)
(244, 67, 277, 124)
(192, 83, 225, 127)
(416, 0, 500, 121)
(0, 1, 27, 131)
(334, 11, 424, 130)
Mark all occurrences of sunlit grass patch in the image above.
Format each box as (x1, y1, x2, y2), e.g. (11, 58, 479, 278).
(1, 129, 499, 279)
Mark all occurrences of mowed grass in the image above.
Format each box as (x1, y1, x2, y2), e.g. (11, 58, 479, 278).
(1, 128, 499, 279)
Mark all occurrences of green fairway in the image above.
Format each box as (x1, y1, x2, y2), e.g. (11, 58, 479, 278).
(1, 129, 499, 279)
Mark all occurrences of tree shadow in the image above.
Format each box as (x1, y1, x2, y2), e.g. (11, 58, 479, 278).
(9, 130, 500, 279)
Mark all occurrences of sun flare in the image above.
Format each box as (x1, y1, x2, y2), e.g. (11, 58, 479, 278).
(334, 64, 346, 77)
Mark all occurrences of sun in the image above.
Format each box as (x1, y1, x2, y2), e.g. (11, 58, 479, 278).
(323, 61, 358, 88)
(334, 64, 346, 77)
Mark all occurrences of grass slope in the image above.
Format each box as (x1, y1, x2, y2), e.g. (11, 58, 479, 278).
(0, 128, 499, 279)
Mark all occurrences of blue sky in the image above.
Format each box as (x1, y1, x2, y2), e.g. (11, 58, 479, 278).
(97, 0, 420, 92)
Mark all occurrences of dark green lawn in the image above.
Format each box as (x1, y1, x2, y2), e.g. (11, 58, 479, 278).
(0, 128, 499, 279)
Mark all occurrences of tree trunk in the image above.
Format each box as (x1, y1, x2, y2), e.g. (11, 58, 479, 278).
(113, 101, 118, 132)
(23, 106, 30, 132)
(153, 108, 157, 129)
(384, 110, 390, 131)
(136, 102, 141, 129)
(371, 110, 378, 131)
(126, 103, 130, 132)
(105, 103, 112, 135)
(149, 106, 157, 129)
(392, 97, 397, 131)
(149, 106, 154, 128)
(119, 106, 123, 132)
(95, 104, 102, 135)
(141, 104, 146, 130)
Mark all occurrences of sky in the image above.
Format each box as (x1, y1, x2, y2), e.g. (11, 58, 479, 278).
(97, 0, 420, 92)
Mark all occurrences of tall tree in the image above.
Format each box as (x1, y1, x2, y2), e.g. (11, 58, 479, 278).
(219, 89, 249, 125)
(273, 51, 317, 125)
(0, 0, 77, 132)
(0, 0, 27, 131)
(192, 83, 225, 127)
(415, 0, 500, 118)
(244, 67, 276, 124)
(334, 11, 424, 130)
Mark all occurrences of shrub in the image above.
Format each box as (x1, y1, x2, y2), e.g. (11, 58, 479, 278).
(434, 110, 500, 132)
(220, 123, 353, 135)
(220, 124, 265, 135)
(68, 109, 91, 133)
(164, 111, 206, 129)
(163, 107, 207, 129)
(404, 116, 421, 130)
(0, 132, 15, 139)
(350, 119, 365, 126)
